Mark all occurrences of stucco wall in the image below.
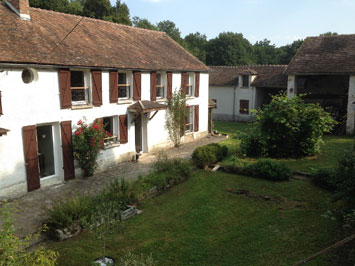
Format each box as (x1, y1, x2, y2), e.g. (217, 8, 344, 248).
(0, 67, 209, 196)
(209, 78, 255, 122)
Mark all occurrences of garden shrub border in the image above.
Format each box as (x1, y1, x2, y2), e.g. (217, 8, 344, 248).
(192, 143, 228, 169)
(221, 156, 292, 181)
(44, 157, 192, 241)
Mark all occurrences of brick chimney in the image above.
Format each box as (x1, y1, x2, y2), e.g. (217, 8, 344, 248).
(6, 0, 31, 21)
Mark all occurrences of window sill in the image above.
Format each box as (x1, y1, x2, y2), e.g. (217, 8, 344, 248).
(186, 96, 195, 99)
(71, 104, 93, 110)
(156, 98, 167, 102)
(117, 100, 133, 105)
(184, 131, 194, 135)
(103, 143, 120, 150)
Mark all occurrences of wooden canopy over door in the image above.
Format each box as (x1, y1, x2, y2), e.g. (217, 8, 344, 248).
(61, 121, 75, 181)
(23, 125, 40, 192)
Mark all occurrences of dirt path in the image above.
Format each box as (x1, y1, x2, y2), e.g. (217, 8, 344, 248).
(3, 135, 225, 239)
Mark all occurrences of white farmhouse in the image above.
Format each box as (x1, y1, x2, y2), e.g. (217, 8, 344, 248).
(209, 65, 287, 121)
(0, 0, 209, 197)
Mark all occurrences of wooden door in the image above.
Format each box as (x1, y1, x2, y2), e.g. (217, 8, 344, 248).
(61, 121, 75, 181)
(23, 125, 40, 192)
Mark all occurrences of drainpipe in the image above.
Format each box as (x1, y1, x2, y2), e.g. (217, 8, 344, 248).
(233, 86, 236, 121)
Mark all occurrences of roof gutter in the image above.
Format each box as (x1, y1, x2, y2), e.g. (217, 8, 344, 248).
(0, 62, 209, 73)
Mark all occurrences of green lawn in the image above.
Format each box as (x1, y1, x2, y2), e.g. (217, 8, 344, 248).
(214, 121, 354, 173)
(48, 121, 349, 265)
(51, 170, 337, 266)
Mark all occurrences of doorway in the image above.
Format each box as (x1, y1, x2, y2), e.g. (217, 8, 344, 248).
(36, 125, 55, 178)
(135, 115, 142, 153)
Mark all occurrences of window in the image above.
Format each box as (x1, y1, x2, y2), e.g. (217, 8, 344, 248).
(118, 73, 131, 99)
(22, 68, 35, 84)
(156, 73, 165, 98)
(70, 70, 89, 105)
(242, 75, 249, 87)
(240, 100, 249, 114)
(185, 106, 194, 133)
(186, 73, 194, 97)
(103, 116, 119, 146)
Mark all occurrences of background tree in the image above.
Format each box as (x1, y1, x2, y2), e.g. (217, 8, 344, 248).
(184, 32, 208, 63)
(108, 0, 132, 25)
(157, 20, 184, 45)
(253, 39, 280, 65)
(206, 32, 255, 66)
(278, 39, 304, 64)
(29, 0, 70, 12)
(83, 0, 111, 19)
(132, 16, 158, 30)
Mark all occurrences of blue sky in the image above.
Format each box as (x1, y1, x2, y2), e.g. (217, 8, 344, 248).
(110, 0, 355, 47)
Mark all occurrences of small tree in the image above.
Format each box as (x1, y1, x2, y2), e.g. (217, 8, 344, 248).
(165, 90, 187, 147)
(73, 120, 110, 177)
(82, 201, 121, 265)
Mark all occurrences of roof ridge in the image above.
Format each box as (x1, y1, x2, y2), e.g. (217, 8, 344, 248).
(209, 64, 287, 68)
(29, 7, 165, 35)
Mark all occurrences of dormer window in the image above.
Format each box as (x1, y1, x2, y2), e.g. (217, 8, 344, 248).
(242, 75, 249, 87)
(156, 73, 165, 98)
(70, 70, 89, 105)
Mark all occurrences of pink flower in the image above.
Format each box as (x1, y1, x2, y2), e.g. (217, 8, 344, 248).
(75, 131, 81, 136)
(77, 120, 83, 125)
(106, 131, 111, 137)
(92, 124, 99, 130)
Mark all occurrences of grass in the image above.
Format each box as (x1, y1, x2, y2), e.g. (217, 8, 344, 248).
(48, 121, 348, 265)
(214, 121, 354, 173)
(50, 171, 337, 266)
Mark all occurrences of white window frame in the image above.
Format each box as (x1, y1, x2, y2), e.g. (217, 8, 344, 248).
(186, 73, 195, 97)
(156, 72, 166, 99)
(118, 72, 132, 100)
(185, 106, 194, 133)
(70, 69, 91, 106)
(102, 116, 119, 146)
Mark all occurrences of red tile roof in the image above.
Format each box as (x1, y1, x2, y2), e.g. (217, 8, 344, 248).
(209, 66, 257, 86)
(209, 65, 287, 88)
(285, 34, 355, 75)
(0, 4, 208, 72)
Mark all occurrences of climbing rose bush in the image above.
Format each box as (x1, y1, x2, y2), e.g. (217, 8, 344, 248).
(73, 120, 109, 177)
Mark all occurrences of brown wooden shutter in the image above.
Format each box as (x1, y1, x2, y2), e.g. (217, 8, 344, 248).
(195, 72, 200, 97)
(23, 125, 40, 192)
(151, 72, 157, 101)
(181, 72, 187, 98)
(0, 90, 3, 115)
(61, 121, 75, 181)
(167, 72, 172, 100)
(119, 115, 128, 144)
(240, 100, 249, 114)
(133, 71, 141, 101)
(109, 71, 118, 103)
(92, 70, 102, 106)
(59, 69, 71, 109)
(194, 105, 199, 132)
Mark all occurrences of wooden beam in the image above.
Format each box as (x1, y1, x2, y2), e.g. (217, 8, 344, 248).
(149, 110, 158, 121)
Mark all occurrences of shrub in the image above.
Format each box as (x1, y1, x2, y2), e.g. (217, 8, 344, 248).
(246, 159, 292, 181)
(192, 143, 228, 168)
(101, 178, 138, 209)
(0, 204, 58, 265)
(335, 150, 355, 207)
(311, 168, 338, 191)
(220, 155, 246, 173)
(240, 94, 335, 158)
(45, 194, 93, 236)
(73, 119, 110, 177)
(118, 251, 155, 266)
